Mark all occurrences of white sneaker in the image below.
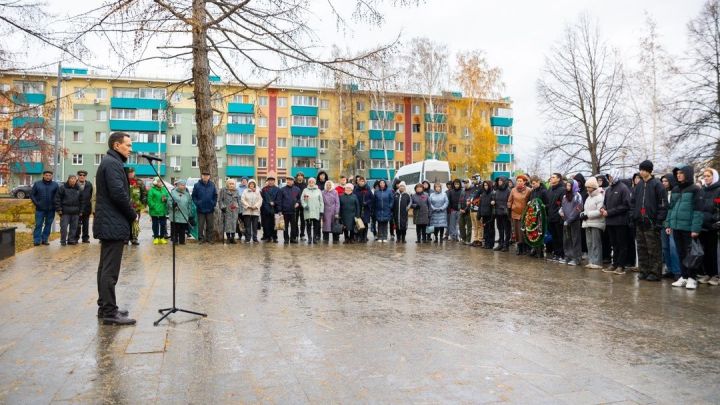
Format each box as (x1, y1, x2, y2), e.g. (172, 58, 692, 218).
(672, 277, 688, 287)
(697, 275, 710, 284)
(708, 276, 720, 286)
(686, 278, 698, 290)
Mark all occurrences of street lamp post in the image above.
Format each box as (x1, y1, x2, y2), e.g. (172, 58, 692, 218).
(52, 62, 62, 180)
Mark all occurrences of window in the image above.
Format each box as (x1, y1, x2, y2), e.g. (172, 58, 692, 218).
(395, 104, 405, 113)
(449, 125, 457, 135)
(173, 92, 182, 102)
(292, 136, 317, 147)
(320, 160, 330, 169)
(169, 156, 181, 168)
(397, 142, 404, 151)
(257, 137, 268, 148)
(319, 119, 329, 130)
(320, 99, 329, 109)
(371, 159, 392, 169)
(72, 154, 83, 165)
(277, 117, 287, 128)
(277, 158, 287, 169)
(74, 87, 86, 99)
(370, 140, 394, 150)
(291, 116, 317, 127)
(319, 139, 329, 150)
(95, 154, 103, 165)
(72, 131, 82, 142)
(191, 157, 199, 168)
(494, 107, 513, 118)
(14, 81, 44, 93)
(395, 123, 404, 133)
(19, 174, 33, 185)
(425, 122, 447, 133)
(139, 88, 166, 99)
(395, 161, 403, 170)
(111, 109, 136, 120)
(113, 87, 139, 98)
(449, 144, 457, 153)
(356, 121, 366, 131)
(192, 134, 198, 146)
(97, 110, 107, 121)
(258, 117, 268, 127)
(412, 123, 421, 133)
(232, 94, 248, 103)
(227, 155, 253, 166)
(73, 109, 83, 121)
(228, 113, 254, 124)
(292, 95, 318, 106)
(369, 120, 393, 130)
(258, 96, 268, 106)
(215, 136, 223, 147)
(277, 137, 287, 148)
(277, 97, 287, 107)
(293, 158, 316, 168)
(93, 132, 106, 143)
(493, 163, 509, 172)
(371, 100, 394, 111)
(227, 134, 254, 145)
(465, 145, 471, 154)
(257, 157, 268, 168)
(412, 142, 421, 152)
(212, 113, 221, 126)
(463, 127, 470, 137)
(95, 88, 107, 100)
(412, 104, 421, 114)
(171, 134, 182, 145)
(356, 101, 365, 111)
(493, 126, 513, 136)
(357, 160, 366, 170)
(171, 112, 182, 124)
(357, 141, 365, 151)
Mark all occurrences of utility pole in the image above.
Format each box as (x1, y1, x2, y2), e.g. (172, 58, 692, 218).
(52, 62, 62, 179)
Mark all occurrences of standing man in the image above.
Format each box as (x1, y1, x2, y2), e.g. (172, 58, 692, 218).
(275, 175, 301, 243)
(30, 170, 58, 246)
(446, 179, 463, 241)
(458, 179, 473, 245)
(294, 172, 307, 240)
(260, 175, 280, 242)
(75, 170, 94, 243)
(335, 175, 348, 195)
(94, 132, 137, 325)
(601, 171, 632, 275)
(127, 167, 146, 245)
(547, 173, 566, 261)
(192, 171, 218, 244)
(631, 160, 668, 282)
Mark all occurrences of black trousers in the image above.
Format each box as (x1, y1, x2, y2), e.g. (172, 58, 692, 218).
(305, 219, 320, 241)
(244, 215, 260, 240)
(295, 206, 306, 237)
(323, 231, 340, 242)
(549, 220, 564, 257)
(377, 221, 389, 239)
(396, 228, 407, 241)
(607, 225, 630, 268)
(481, 215, 495, 247)
(76, 212, 91, 242)
(97, 240, 125, 317)
(700, 231, 718, 277)
(171, 222, 188, 244)
(674, 230, 696, 279)
(496, 215, 511, 248)
(283, 212, 298, 241)
(416, 224, 428, 242)
(197, 212, 214, 242)
(261, 212, 276, 240)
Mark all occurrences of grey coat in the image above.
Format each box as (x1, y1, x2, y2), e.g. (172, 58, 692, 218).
(411, 192, 431, 226)
(429, 191, 449, 227)
(219, 187, 242, 233)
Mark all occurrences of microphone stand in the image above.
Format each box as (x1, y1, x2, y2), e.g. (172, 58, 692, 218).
(141, 155, 207, 326)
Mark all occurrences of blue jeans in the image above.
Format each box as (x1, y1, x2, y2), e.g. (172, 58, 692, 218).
(661, 229, 680, 276)
(33, 210, 55, 244)
(151, 216, 167, 238)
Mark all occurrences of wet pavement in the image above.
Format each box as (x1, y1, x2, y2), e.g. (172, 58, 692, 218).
(0, 220, 719, 404)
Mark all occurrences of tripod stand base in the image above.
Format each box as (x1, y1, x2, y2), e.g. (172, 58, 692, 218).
(153, 307, 208, 326)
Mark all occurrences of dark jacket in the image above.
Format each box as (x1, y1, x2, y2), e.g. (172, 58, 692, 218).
(372, 187, 394, 222)
(666, 165, 704, 233)
(630, 175, 668, 229)
(260, 185, 280, 215)
(603, 179, 631, 227)
(547, 181, 565, 223)
(393, 191, 411, 231)
(478, 181, 495, 218)
(316, 171, 329, 192)
(30, 179, 58, 212)
(700, 179, 720, 231)
(574, 173, 588, 203)
(529, 183, 549, 208)
(339, 192, 360, 230)
(447, 186, 463, 212)
(354, 183, 374, 224)
(411, 192, 431, 226)
(275, 184, 301, 214)
(55, 182, 81, 216)
(491, 177, 510, 216)
(93, 149, 137, 241)
(77, 180, 93, 214)
(191, 179, 218, 214)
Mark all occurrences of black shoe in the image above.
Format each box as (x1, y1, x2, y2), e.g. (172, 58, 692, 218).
(229, 238, 237, 244)
(501, 246, 509, 252)
(638, 272, 648, 280)
(290, 239, 299, 244)
(42, 241, 50, 245)
(131, 240, 140, 245)
(273, 239, 278, 243)
(493, 246, 502, 251)
(82, 240, 90, 243)
(34, 242, 40, 246)
(97, 309, 130, 318)
(662, 272, 676, 279)
(102, 315, 136, 326)
(68, 241, 78, 245)
(645, 274, 660, 282)
(284, 240, 289, 245)
(60, 241, 67, 246)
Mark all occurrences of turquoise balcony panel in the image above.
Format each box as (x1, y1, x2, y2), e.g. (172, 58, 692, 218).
(109, 120, 167, 132)
(369, 110, 395, 121)
(368, 130, 396, 140)
(125, 163, 166, 176)
(495, 153, 513, 163)
(497, 135, 513, 145)
(10, 162, 43, 174)
(491, 171, 511, 181)
(490, 116, 513, 127)
(61, 67, 88, 75)
(291, 167, 318, 178)
(226, 123, 255, 134)
(290, 126, 319, 137)
(369, 169, 396, 180)
(290, 106, 318, 116)
(226, 145, 255, 155)
(132, 142, 166, 153)
(227, 103, 254, 114)
(226, 166, 255, 177)
(424, 113, 447, 123)
(110, 98, 168, 110)
(291, 147, 318, 158)
(12, 117, 45, 127)
(369, 150, 394, 160)
(12, 93, 46, 104)
(18, 140, 41, 150)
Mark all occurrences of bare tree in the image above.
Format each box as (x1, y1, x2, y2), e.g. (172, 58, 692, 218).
(363, 51, 400, 180)
(537, 14, 632, 175)
(673, 0, 720, 168)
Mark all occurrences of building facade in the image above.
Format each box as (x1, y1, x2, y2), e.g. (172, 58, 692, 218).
(0, 70, 514, 189)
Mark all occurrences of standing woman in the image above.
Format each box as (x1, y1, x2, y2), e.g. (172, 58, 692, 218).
(429, 183, 449, 243)
(560, 179, 584, 266)
(508, 174, 531, 255)
(321, 180, 341, 243)
(339, 183, 360, 243)
(698, 168, 720, 285)
(168, 179, 194, 245)
(353, 177, 373, 242)
(373, 180, 394, 242)
(241, 179, 263, 243)
(393, 182, 411, 243)
(219, 178, 242, 244)
(301, 177, 324, 244)
(492, 177, 511, 251)
(478, 180, 495, 249)
(581, 177, 605, 269)
(411, 183, 431, 243)
(55, 174, 81, 246)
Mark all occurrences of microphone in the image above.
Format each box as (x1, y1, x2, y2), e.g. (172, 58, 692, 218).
(139, 153, 163, 162)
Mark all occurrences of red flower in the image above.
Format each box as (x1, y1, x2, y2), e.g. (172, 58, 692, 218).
(714, 197, 720, 204)
(640, 207, 646, 215)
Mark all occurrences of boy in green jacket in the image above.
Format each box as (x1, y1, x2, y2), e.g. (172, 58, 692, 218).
(148, 177, 170, 245)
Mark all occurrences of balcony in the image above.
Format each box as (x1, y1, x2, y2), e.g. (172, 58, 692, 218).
(369, 149, 394, 160)
(10, 162, 43, 174)
(494, 153, 513, 163)
(290, 126, 319, 137)
(110, 97, 168, 110)
(290, 106, 318, 116)
(227, 103, 254, 114)
(226, 166, 255, 177)
(490, 116, 513, 127)
(109, 120, 167, 132)
(368, 130, 396, 140)
(291, 167, 318, 177)
(226, 123, 255, 134)
(12, 117, 45, 127)
(132, 142, 166, 153)
(496, 135, 512, 145)
(369, 110, 395, 121)
(226, 145, 255, 155)
(12, 93, 46, 105)
(291, 146, 318, 158)
(491, 171, 511, 181)
(125, 163, 166, 176)
(369, 168, 396, 179)
(424, 113, 447, 123)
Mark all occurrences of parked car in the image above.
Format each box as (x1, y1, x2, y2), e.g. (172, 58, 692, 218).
(185, 177, 200, 194)
(11, 185, 32, 199)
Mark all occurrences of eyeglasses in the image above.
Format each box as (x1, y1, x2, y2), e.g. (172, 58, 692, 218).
(78, 174, 86, 177)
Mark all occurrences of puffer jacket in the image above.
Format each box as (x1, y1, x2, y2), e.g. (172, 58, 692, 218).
(560, 180, 583, 225)
(31, 179, 58, 212)
(429, 191, 449, 227)
(547, 181, 565, 223)
(147, 185, 169, 217)
(241, 188, 263, 217)
(55, 182, 81, 215)
(491, 177, 511, 216)
(508, 185, 531, 220)
(192, 179, 218, 214)
(411, 192, 431, 225)
(301, 184, 324, 220)
(354, 183, 374, 224)
(478, 181, 494, 217)
(93, 149, 137, 241)
(603, 179, 631, 227)
(699, 169, 720, 231)
(167, 188, 194, 224)
(372, 187, 394, 222)
(630, 175, 667, 229)
(582, 187, 605, 230)
(665, 165, 704, 232)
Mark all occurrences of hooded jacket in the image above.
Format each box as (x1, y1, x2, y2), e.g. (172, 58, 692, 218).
(353, 183, 374, 223)
(478, 181, 494, 217)
(447, 180, 464, 212)
(630, 174, 668, 228)
(582, 187, 605, 230)
(699, 168, 720, 231)
(316, 171, 329, 192)
(665, 165, 704, 233)
(372, 185, 395, 222)
(491, 177, 511, 216)
(547, 180, 566, 223)
(603, 177, 631, 227)
(574, 173, 589, 203)
(560, 180, 583, 225)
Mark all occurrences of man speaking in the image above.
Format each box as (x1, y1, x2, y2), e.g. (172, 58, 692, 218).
(94, 132, 138, 325)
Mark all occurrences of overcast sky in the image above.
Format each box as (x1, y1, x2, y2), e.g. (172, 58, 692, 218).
(38, 0, 703, 167)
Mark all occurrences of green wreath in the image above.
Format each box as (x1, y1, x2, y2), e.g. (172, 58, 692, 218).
(521, 197, 547, 248)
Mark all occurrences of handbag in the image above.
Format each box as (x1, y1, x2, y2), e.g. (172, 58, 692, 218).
(274, 213, 285, 231)
(354, 217, 366, 230)
(682, 238, 704, 270)
(426, 225, 435, 234)
(237, 217, 245, 234)
(332, 219, 343, 234)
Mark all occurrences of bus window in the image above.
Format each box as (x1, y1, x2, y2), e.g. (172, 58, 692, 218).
(398, 172, 421, 185)
(424, 170, 450, 184)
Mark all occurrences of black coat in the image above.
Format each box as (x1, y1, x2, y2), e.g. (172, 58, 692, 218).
(700, 180, 720, 231)
(275, 185, 300, 214)
(447, 187, 463, 211)
(529, 184, 549, 207)
(547, 182, 565, 223)
(93, 149, 137, 241)
(478, 188, 494, 218)
(55, 183, 81, 215)
(77, 181, 94, 214)
(574, 173, 588, 203)
(491, 178, 510, 216)
(339, 193, 360, 230)
(410, 192, 431, 225)
(604, 180, 631, 227)
(630, 176, 668, 228)
(393, 192, 411, 231)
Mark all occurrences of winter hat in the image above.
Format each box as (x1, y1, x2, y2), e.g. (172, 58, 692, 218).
(584, 177, 599, 190)
(344, 183, 354, 190)
(639, 160, 653, 173)
(175, 179, 186, 186)
(398, 181, 407, 189)
(248, 179, 256, 187)
(702, 168, 719, 184)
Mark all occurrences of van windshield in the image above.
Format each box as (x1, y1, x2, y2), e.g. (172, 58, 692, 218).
(397, 172, 421, 185)
(424, 170, 450, 184)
